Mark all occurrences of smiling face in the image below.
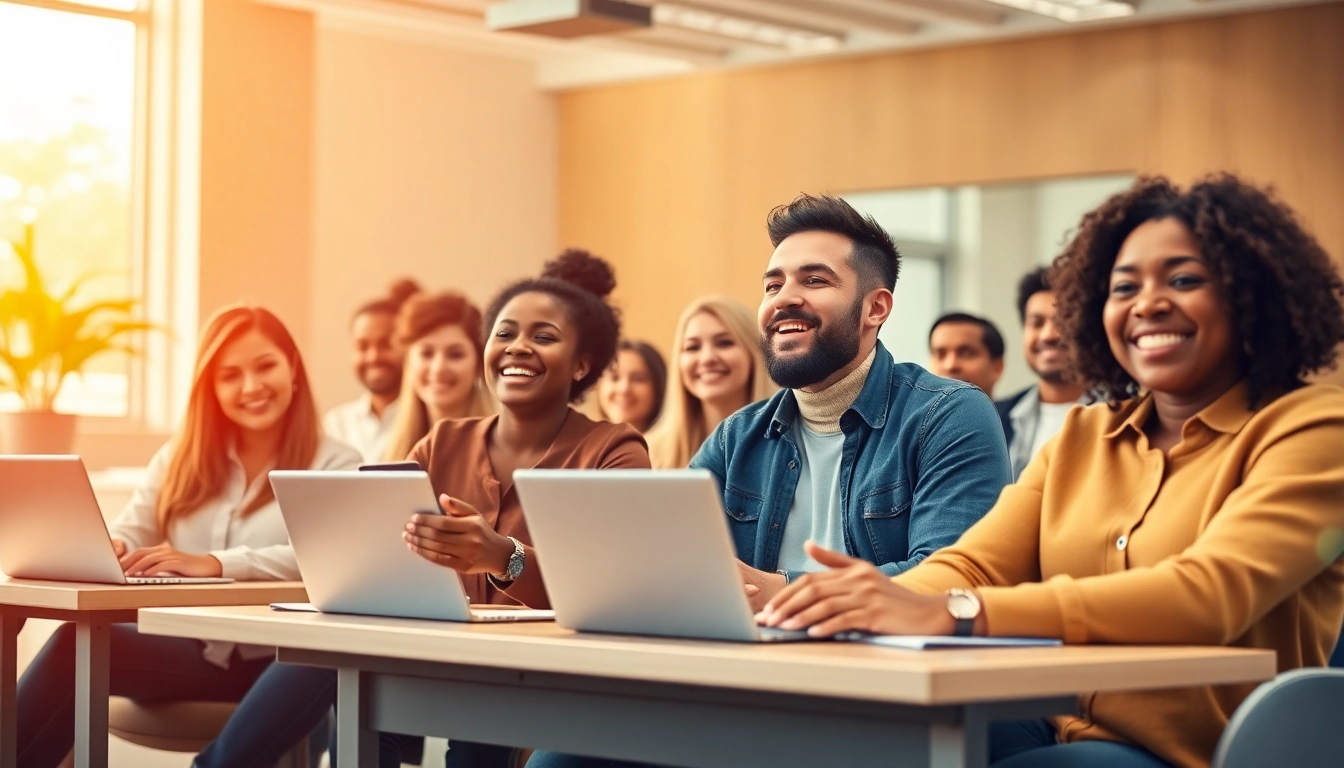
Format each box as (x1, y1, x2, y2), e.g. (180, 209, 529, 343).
(1023, 290, 1068, 384)
(758, 230, 870, 390)
(213, 328, 297, 437)
(406, 324, 480, 421)
(1103, 217, 1241, 400)
(599, 348, 659, 431)
(351, 311, 401, 397)
(678, 311, 754, 412)
(485, 291, 588, 412)
(928, 321, 1002, 395)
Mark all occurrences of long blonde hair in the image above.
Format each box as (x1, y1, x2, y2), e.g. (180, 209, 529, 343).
(382, 291, 494, 461)
(156, 304, 319, 536)
(647, 296, 775, 468)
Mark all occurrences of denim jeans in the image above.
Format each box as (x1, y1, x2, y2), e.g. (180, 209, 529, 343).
(16, 622, 272, 768)
(195, 661, 514, 768)
(524, 719, 1174, 768)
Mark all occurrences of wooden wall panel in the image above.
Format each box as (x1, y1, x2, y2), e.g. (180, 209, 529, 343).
(558, 3, 1344, 380)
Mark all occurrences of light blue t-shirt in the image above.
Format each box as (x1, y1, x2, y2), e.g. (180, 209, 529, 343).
(776, 422, 848, 573)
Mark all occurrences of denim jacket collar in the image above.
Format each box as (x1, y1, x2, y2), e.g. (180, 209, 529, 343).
(766, 342, 894, 438)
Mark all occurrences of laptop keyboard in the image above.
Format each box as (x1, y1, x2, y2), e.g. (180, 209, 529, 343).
(125, 576, 234, 585)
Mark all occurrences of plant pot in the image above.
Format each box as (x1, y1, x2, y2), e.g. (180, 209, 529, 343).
(0, 410, 79, 455)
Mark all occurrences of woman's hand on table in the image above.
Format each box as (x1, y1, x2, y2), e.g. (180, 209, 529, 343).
(119, 543, 223, 577)
(755, 541, 955, 638)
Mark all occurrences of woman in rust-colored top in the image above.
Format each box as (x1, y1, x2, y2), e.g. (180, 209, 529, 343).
(193, 249, 648, 768)
(760, 175, 1344, 768)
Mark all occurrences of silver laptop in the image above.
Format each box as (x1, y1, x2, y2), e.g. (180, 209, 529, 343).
(0, 456, 233, 585)
(514, 469, 813, 643)
(269, 470, 554, 623)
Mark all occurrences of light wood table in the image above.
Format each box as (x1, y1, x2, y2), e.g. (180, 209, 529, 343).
(139, 605, 1276, 768)
(0, 579, 306, 768)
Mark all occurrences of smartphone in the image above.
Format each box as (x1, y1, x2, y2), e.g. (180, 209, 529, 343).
(357, 461, 443, 515)
(357, 461, 422, 472)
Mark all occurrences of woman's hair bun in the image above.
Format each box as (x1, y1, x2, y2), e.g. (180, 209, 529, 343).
(542, 249, 616, 300)
(387, 278, 423, 306)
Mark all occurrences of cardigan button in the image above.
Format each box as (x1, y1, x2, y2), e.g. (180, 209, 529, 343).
(1116, 535, 1128, 551)
(788, 461, 797, 470)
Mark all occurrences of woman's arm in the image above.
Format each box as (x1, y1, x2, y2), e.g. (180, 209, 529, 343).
(107, 444, 175, 550)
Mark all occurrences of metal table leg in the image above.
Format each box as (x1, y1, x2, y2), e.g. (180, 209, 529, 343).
(73, 616, 110, 768)
(0, 611, 20, 768)
(338, 667, 379, 768)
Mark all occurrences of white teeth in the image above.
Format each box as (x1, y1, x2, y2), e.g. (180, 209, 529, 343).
(502, 367, 537, 377)
(776, 322, 810, 333)
(1135, 333, 1189, 350)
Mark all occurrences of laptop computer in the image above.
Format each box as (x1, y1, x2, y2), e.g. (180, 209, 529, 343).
(514, 469, 813, 643)
(0, 455, 233, 585)
(268, 470, 554, 623)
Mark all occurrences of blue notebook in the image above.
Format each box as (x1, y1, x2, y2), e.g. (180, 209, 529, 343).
(838, 632, 1062, 650)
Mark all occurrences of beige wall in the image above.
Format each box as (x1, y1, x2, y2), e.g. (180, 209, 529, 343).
(557, 3, 1344, 384)
(307, 23, 558, 412)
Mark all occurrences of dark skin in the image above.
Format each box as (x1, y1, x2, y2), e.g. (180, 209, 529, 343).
(759, 217, 1242, 638)
(402, 291, 590, 575)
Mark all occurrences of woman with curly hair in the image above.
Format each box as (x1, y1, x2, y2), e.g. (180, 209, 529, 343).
(758, 174, 1344, 768)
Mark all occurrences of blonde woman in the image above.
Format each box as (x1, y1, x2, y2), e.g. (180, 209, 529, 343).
(647, 296, 774, 468)
(382, 290, 495, 461)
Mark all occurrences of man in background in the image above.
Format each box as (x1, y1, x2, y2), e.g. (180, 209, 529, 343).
(927, 311, 1005, 398)
(323, 279, 420, 462)
(996, 267, 1089, 480)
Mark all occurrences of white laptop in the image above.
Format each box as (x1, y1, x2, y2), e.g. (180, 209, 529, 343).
(0, 456, 233, 585)
(268, 470, 554, 623)
(514, 469, 813, 643)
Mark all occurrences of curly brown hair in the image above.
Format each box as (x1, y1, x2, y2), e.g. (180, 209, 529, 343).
(1050, 173, 1344, 407)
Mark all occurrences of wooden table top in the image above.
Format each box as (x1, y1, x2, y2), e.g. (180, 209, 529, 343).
(139, 605, 1277, 706)
(0, 578, 307, 612)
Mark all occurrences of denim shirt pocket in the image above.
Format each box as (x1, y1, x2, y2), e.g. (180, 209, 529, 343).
(724, 484, 765, 523)
(859, 481, 912, 565)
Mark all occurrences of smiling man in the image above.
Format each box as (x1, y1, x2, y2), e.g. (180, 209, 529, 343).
(323, 280, 420, 462)
(693, 193, 1012, 607)
(996, 268, 1090, 479)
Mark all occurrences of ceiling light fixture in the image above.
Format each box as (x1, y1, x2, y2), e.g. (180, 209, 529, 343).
(653, 3, 844, 53)
(979, 0, 1136, 23)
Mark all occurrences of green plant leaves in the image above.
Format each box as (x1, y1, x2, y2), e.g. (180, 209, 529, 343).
(0, 227, 164, 412)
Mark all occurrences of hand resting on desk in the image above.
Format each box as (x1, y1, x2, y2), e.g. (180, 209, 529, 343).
(119, 541, 224, 578)
(756, 541, 967, 638)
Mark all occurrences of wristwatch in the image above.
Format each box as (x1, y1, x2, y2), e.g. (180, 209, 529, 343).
(490, 536, 526, 586)
(946, 588, 981, 637)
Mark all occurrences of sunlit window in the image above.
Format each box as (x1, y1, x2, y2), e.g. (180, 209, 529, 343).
(0, 1, 141, 417)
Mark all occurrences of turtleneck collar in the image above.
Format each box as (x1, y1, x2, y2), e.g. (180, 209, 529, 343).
(793, 346, 877, 434)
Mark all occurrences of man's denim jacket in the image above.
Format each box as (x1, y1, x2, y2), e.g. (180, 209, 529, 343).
(690, 342, 1012, 581)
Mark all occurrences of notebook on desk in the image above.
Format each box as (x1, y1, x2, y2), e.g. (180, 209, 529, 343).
(838, 632, 1063, 650)
(0, 456, 233, 585)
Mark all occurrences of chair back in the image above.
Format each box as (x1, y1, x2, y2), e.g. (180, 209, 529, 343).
(1212, 668, 1344, 768)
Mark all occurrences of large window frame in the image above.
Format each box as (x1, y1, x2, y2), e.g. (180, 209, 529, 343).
(3, 0, 199, 434)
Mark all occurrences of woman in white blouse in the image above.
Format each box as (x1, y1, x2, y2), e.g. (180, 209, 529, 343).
(14, 304, 360, 768)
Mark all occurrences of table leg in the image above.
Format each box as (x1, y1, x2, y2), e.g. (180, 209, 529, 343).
(337, 667, 378, 768)
(73, 618, 110, 768)
(0, 611, 20, 768)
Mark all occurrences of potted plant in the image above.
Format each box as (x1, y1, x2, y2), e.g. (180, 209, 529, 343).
(0, 223, 159, 454)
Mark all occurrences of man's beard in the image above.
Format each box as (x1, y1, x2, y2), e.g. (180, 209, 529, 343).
(359, 365, 402, 398)
(760, 297, 864, 390)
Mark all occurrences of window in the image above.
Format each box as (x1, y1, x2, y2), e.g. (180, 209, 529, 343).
(0, 0, 144, 417)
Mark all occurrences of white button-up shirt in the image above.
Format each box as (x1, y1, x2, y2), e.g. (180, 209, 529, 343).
(109, 436, 361, 666)
(323, 394, 400, 463)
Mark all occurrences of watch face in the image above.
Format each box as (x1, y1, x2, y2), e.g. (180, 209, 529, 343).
(947, 591, 980, 620)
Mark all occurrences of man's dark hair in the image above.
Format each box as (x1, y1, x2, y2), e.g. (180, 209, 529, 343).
(928, 312, 1005, 361)
(766, 194, 901, 293)
(1052, 173, 1344, 407)
(1016, 267, 1051, 324)
(484, 249, 621, 402)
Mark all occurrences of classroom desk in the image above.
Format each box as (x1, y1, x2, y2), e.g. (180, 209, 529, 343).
(0, 579, 306, 768)
(138, 606, 1277, 768)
